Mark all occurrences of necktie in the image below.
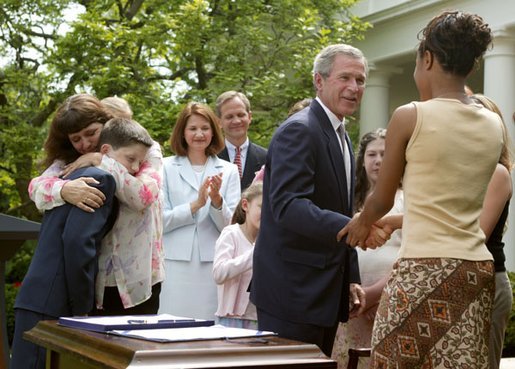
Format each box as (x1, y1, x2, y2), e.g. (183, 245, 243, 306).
(337, 124, 352, 202)
(234, 146, 242, 178)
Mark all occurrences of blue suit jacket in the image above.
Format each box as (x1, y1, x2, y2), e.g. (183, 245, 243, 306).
(250, 99, 360, 327)
(218, 141, 267, 190)
(15, 167, 118, 317)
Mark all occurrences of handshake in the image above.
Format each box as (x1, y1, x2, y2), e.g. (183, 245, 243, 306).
(337, 213, 402, 250)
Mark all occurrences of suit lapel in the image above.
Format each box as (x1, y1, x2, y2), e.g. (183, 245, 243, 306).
(311, 100, 349, 211)
(218, 148, 229, 162)
(177, 156, 199, 191)
(205, 156, 220, 176)
(242, 143, 256, 186)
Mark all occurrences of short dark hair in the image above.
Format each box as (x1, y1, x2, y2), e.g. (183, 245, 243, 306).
(417, 11, 492, 76)
(354, 128, 387, 211)
(170, 102, 225, 156)
(99, 117, 153, 149)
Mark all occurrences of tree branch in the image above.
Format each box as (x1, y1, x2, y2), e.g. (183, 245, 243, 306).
(125, 0, 145, 21)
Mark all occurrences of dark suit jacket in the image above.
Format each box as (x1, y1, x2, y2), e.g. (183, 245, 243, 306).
(218, 141, 267, 190)
(15, 167, 118, 317)
(250, 99, 360, 327)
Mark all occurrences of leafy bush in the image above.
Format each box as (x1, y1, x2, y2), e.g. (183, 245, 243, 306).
(503, 271, 515, 357)
(4, 282, 20, 346)
(4, 240, 35, 345)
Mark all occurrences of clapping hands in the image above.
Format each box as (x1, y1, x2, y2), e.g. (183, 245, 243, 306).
(208, 172, 223, 209)
(191, 172, 224, 214)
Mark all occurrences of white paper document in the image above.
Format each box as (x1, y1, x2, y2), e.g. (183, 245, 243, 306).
(58, 314, 214, 332)
(110, 324, 277, 342)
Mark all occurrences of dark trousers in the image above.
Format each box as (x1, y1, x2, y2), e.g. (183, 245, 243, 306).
(10, 309, 55, 369)
(93, 283, 161, 316)
(257, 308, 338, 357)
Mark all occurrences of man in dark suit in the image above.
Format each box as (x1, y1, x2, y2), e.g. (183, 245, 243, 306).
(216, 91, 267, 190)
(250, 44, 390, 357)
(10, 167, 117, 369)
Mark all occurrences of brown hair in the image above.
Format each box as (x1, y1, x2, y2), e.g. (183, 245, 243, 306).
(231, 182, 263, 224)
(471, 94, 513, 172)
(354, 128, 387, 211)
(99, 118, 153, 149)
(418, 11, 492, 77)
(43, 94, 111, 167)
(170, 102, 225, 156)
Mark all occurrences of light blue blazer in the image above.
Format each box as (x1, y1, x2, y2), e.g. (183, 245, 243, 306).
(162, 155, 241, 262)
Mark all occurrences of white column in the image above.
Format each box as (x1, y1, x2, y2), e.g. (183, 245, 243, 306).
(483, 30, 515, 272)
(359, 65, 401, 137)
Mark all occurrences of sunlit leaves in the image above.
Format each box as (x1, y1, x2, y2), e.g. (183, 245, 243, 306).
(0, 0, 369, 218)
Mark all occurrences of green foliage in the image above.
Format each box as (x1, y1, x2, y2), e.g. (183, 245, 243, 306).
(5, 241, 36, 284)
(4, 240, 36, 344)
(0, 0, 369, 219)
(5, 282, 19, 346)
(504, 271, 515, 357)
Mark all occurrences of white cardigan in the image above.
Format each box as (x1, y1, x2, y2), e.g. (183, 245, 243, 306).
(161, 155, 241, 262)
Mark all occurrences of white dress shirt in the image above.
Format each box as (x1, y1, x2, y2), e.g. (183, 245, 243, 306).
(225, 138, 249, 169)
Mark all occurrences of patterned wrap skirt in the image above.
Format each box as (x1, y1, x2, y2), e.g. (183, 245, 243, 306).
(370, 258, 494, 369)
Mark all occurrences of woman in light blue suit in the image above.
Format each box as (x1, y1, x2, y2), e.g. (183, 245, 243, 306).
(160, 102, 241, 320)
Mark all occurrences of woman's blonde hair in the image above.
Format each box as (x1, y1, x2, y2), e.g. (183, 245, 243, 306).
(101, 96, 133, 119)
(231, 182, 263, 224)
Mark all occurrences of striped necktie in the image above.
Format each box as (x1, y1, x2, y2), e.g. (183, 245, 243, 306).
(234, 146, 242, 178)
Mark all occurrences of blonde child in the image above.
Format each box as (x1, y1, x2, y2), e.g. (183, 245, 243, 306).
(101, 96, 133, 119)
(212, 182, 263, 329)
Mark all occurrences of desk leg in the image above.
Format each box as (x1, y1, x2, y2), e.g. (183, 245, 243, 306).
(47, 349, 58, 369)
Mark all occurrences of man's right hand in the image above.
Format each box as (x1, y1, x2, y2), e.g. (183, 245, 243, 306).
(364, 224, 393, 249)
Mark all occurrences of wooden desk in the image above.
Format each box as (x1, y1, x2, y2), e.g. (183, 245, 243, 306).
(25, 321, 337, 369)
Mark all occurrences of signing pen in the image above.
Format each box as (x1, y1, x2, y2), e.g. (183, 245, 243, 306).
(158, 319, 195, 323)
(127, 319, 147, 324)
